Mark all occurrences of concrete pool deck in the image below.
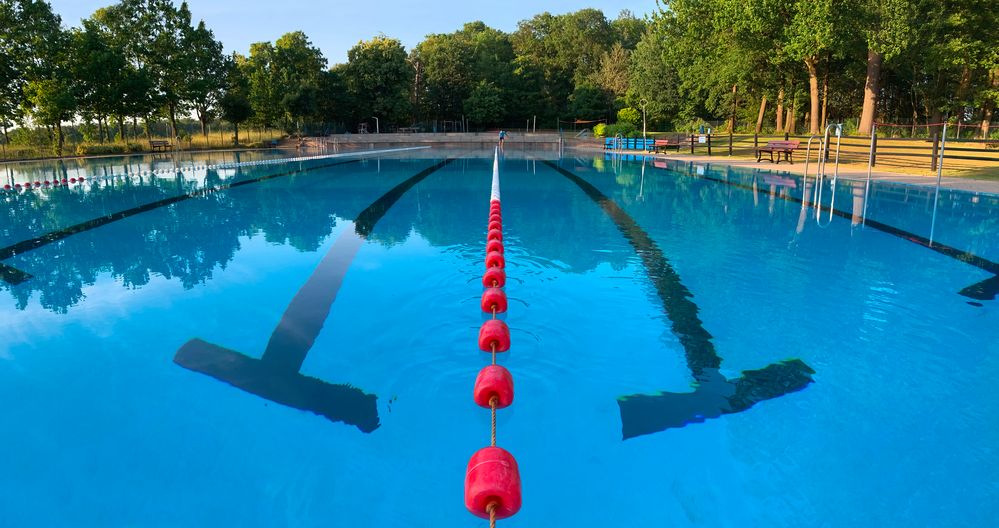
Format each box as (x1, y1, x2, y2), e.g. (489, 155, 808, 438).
(610, 151, 999, 195)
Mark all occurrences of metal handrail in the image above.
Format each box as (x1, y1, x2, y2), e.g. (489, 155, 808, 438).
(801, 134, 822, 199)
(813, 123, 843, 227)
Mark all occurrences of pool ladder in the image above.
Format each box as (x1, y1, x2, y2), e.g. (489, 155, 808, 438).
(801, 123, 843, 226)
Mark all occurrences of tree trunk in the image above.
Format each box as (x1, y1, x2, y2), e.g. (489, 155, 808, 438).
(755, 96, 767, 133)
(929, 109, 943, 137)
(730, 84, 738, 132)
(132, 117, 138, 140)
(805, 56, 821, 134)
(2, 124, 8, 144)
(982, 106, 994, 139)
(787, 102, 796, 134)
(169, 104, 178, 139)
(117, 116, 126, 143)
(820, 63, 829, 131)
(234, 123, 240, 145)
(198, 106, 208, 138)
(776, 88, 785, 133)
(144, 118, 152, 142)
(56, 121, 64, 156)
(858, 49, 882, 135)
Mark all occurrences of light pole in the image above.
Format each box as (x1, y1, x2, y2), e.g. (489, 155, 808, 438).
(372, 117, 380, 134)
(640, 98, 648, 145)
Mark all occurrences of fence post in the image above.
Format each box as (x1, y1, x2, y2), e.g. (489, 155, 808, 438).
(784, 132, 789, 141)
(930, 132, 939, 172)
(707, 134, 712, 156)
(871, 133, 877, 167)
(754, 133, 758, 149)
(729, 130, 733, 155)
(690, 134, 694, 155)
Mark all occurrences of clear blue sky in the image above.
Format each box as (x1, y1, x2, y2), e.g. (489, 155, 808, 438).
(48, 0, 655, 63)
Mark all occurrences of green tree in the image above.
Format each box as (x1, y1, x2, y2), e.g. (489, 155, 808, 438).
(1, 0, 66, 142)
(464, 80, 504, 126)
(617, 107, 640, 125)
(567, 84, 611, 120)
(591, 42, 631, 100)
(627, 19, 681, 129)
(343, 36, 413, 127)
(185, 20, 228, 138)
(220, 54, 252, 144)
(244, 42, 282, 129)
(412, 32, 474, 119)
(610, 10, 647, 50)
(71, 20, 127, 142)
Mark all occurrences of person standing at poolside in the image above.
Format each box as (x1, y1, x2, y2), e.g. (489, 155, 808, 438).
(498, 130, 506, 147)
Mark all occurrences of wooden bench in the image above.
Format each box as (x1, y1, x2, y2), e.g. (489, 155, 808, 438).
(756, 140, 800, 164)
(653, 138, 681, 154)
(150, 140, 173, 152)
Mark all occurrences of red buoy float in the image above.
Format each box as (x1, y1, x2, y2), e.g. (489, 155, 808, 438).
(489, 213, 502, 223)
(465, 447, 522, 519)
(478, 319, 510, 352)
(488, 220, 502, 231)
(473, 365, 514, 408)
(3, 184, 10, 191)
(487, 229, 503, 242)
(486, 239, 504, 254)
(485, 251, 505, 269)
(481, 287, 507, 314)
(483, 267, 505, 288)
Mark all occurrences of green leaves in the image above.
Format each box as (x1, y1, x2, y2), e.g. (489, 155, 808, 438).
(343, 36, 413, 125)
(464, 81, 505, 125)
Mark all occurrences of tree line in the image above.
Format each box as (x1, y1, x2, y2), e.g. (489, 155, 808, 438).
(2, 0, 997, 157)
(643, 0, 998, 138)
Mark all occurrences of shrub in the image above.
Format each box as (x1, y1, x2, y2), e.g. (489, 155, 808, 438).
(617, 107, 641, 126)
(605, 122, 638, 138)
(74, 143, 148, 156)
(75, 143, 129, 156)
(593, 123, 607, 137)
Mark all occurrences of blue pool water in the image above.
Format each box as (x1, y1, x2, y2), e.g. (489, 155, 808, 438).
(1, 148, 997, 526)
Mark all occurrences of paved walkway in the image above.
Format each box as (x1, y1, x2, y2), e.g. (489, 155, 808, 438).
(647, 153, 999, 195)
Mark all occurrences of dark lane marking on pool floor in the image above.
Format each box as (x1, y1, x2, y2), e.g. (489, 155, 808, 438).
(0, 263, 31, 285)
(667, 162, 999, 302)
(542, 161, 815, 439)
(174, 159, 454, 433)
(0, 158, 362, 286)
(959, 274, 999, 302)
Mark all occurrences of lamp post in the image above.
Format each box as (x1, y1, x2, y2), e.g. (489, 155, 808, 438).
(372, 117, 380, 134)
(640, 98, 648, 144)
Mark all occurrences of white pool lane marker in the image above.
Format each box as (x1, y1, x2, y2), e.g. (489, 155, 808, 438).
(491, 147, 501, 203)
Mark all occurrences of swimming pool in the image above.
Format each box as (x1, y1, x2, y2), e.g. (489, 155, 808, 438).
(1, 147, 997, 526)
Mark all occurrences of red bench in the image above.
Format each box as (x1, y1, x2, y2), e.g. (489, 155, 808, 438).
(653, 138, 681, 154)
(756, 140, 800, 164)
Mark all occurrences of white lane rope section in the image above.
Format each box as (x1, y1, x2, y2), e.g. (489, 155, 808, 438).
(491, 147, 501, 203)
(67, 146, 431, 180)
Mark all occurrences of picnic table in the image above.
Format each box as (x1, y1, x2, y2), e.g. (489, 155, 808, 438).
(756, 140, 801, 164)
